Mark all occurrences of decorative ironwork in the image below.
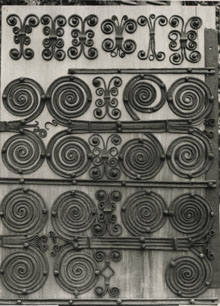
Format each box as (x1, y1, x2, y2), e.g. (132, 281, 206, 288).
(123, 75, 166, 120)
(167, 77, 214, 123)
(2, 77, 45, 123)
(101, 15, 137, 57)
(6, 14, 39, 60)
(92, 76, 122, 120)
(137, 14, 168, 61)
(169, 15, 202, 65)
(46, 76, 92, 125)
(68, 14, 98, 60)
(168, 193, 214, 240)
(46, 131, 91, 178)
(0, 246, 48, 295)
(2, 130, 46, 175)
(89, 134, 121, 180)
(121, 190, 167, 235)
(53, 246, 99, 296)
(119, 133, 165, 180)
(0, 188, 48, 235)
(41, 15, 66, 61)
(51, 190, 97, 239)
(166, 130, 214, 178)
(166, 252, 213, 297)
(94, 249, 121, 297)
(92, 190, 122, 236)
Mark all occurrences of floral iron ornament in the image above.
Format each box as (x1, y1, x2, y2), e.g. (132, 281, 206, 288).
(68, 14, 98, 59)
(7, 14, 39, 60)
(101, 15, 137, 57)
(168, 15, 202, 65)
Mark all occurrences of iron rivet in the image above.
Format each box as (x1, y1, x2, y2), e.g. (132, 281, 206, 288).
(170, 260, 176, 267)
(23, 242, 29, 249)
(54, 270, 59, 276)
(51, 210, 57, 217)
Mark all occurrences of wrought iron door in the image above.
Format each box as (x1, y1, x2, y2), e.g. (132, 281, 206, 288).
(0, 4, 219, 305)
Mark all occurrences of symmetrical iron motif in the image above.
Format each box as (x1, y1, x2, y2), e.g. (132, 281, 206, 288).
(2, 130, 46, 175)
(101, 15, 137, 57)
(41, 15, 66, 61)
(2, 77, 45, 123)
(46, 76, 92, 125)
(121, 190, 167, 235)
(123, 75, 166, 120)
(0, 188, 48, 234)
(166, 130, 214, 178)
(93, 77, 122, 120)
(94, 249, 121, 297)
(53, 246, 99, 296)
(89, 134, 121, 180)
(7, 14, 39, 60)
(68, 15, 98, 60)
(167, 77, 213, 123)
(166, 251, 212, 297)
(137, 14, 167, 61)
(92, 190, 122, 236)
(119, 134, 165, 180)
(0, 246, 49, 295)
(169, 16, 202, 65)
(51, 190, 96, 239)
(6, 14, 204, 64)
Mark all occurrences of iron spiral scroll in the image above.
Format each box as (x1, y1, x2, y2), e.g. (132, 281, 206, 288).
(2, 77, 45, 123)
(121, 190, 168, 235)
(0, 246, 49, 295)
(166, 130, 214, 178)
(2, 130, 46, 175)
(166, 252, 213, 297)
(51, 190, 97, 239)
(123, 75, 166, 120)
(53, 246, 99, 296)
(46, 76, 92, 125)
(168, 193, 214, 239)
(119, 134, 165, 180)
(0, 188, 48, 235)
(46, 131, 91, 178)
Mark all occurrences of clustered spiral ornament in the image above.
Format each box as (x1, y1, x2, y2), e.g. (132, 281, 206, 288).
(46, 76, 92, 125)
(93, 76, 122, 120)
(0, 247, 48, 295)
(68, 14, 98, 60)
(167, 77, 213, 123)
(119, 134, 165, 180)
(2, 77, 45, 123)
(166, 254, 212, 297)
(89, 134, 121, 180)
(169, 15, 202, 65)
(51, 190, 97, 239)
(121, 191, 167, 235)
(92, 190, 122, 236)
(41, 15, 66, 61)
(46, 131, 91, 178)
(168, 193, 214, 239)
(101, 15, 137, 58)
(137, 14, 168, 61)
(123, 75, 166, 120)
(166, 131, 214, 178)
(2, 130, 46, 175)
(7, 14, 39, 60)
(0, 188, 48, 235)
(54, 246, 99, 296)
